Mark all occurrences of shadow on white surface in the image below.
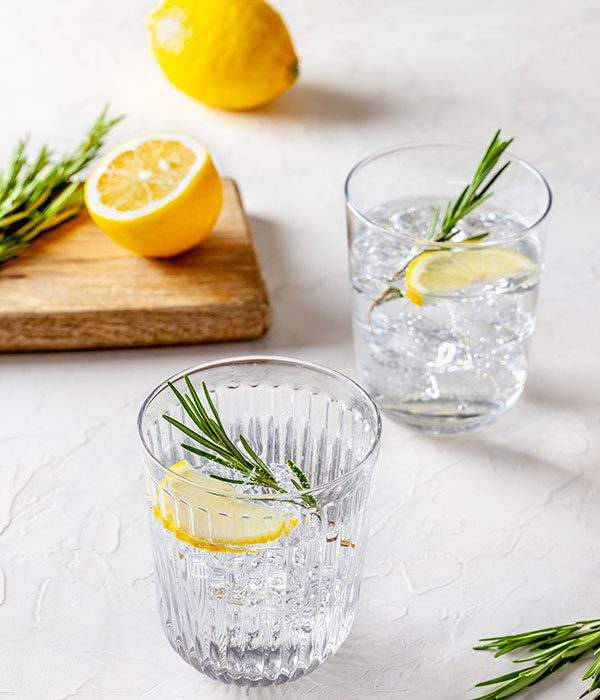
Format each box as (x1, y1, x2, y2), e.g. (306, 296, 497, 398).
(445, 432, 579, 478)
(256, 82, 388, 125)
(523, 380, 600, 414)
(250, 214, 353, 353)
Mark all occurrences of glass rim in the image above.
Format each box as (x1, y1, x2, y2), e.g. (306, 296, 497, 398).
(344, 139, 553, 249)
(137, 355, 383, 501)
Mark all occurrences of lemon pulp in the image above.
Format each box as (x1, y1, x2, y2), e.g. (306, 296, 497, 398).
(97, 139, 196, 212)
(404, 248, 539, 305)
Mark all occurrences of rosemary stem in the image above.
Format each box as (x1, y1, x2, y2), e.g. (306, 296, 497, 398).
(0, 106, 123, 265)
(371, 130, 513, 312)
(163, 378, 318, 510)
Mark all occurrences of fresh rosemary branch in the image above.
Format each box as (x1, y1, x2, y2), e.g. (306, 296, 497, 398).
(372, 129, 513, 309)
(472, 619, 600, 700)
(162, 376, 317, 509)
(0, 106, 123, 264)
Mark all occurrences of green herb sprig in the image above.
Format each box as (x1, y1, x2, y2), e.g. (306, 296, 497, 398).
(372, 130, 513, 309)
(0, 106, 123, 265)
(472, 619, 600, 700)
(162, 376, 317, 509)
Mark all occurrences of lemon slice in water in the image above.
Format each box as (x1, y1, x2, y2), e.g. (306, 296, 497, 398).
(153, 461, 298, 552)
(404, 248, 539, 305)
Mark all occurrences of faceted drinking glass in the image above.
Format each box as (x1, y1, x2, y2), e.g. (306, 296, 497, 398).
(345, 142, 552, 434)
(138, 356, 382, 685)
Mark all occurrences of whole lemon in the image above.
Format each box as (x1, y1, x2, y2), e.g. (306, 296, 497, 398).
(146, 0, 298, 111)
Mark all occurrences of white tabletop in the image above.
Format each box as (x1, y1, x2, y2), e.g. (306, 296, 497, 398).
(2, 1, 599, 699)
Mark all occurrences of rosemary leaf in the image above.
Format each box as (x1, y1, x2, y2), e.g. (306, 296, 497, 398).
(374, 130, 513, 310)
(472, 619, 600, 700)
(164, 376, 317, 509)
(0, 106, 123, 265)
(208, 474, 245, 485)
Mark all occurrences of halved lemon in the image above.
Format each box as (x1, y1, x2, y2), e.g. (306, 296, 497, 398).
(153, 461, 297, 552)
(404, 248, 539, 305)
(84, 132, 223, 257)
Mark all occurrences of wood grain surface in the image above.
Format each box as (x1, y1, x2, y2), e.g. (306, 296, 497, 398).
(0, 178, 270, 351)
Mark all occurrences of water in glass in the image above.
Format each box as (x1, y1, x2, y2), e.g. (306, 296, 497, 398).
(350, 199, 541, 433)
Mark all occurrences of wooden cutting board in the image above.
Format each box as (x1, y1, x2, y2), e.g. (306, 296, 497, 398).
(0, 178, 270, 351)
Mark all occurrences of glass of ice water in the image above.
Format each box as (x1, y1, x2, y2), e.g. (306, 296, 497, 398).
(138, 356, 381, 685)
(345, 141, 552, 434)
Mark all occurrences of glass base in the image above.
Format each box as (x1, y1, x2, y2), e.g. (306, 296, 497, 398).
(166, 630, 336, 685)
(152, 510, 361, 687)
(379, 393, 521, 435)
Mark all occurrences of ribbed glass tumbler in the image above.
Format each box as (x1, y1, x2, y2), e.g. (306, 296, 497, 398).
(138, 356, 382, 685)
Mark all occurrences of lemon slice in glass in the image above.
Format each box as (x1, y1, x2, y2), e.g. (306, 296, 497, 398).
(84, 132, 222, 258)
(153, 461, 298, 552)
(404, 248, 539, 305)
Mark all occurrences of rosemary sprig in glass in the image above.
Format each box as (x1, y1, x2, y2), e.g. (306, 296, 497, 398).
(472, 619, 600, 700)
(372, 129, 513, 309)
(162, 376, 317, 509)
(0, 106, 123, 265)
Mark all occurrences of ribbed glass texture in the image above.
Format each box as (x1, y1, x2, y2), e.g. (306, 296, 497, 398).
(138, 357, 382, 685)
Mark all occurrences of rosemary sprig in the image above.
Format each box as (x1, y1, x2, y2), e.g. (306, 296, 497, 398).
(472, 619, 600, 700)
(372, 129, 513, 309)
(0, 106, 123, 265)
(162, 376, 317, 509)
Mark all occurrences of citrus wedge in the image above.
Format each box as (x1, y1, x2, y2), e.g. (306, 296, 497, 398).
(84, 132, 222, 257)
(153, 461, 297, 551)
(404, 248, 539, 305)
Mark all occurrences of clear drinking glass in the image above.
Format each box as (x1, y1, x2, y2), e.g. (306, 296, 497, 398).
(345, 142, 552, 433)
(138, 356, 382, 685)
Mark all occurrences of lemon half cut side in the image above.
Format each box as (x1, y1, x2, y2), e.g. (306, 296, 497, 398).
(153, 461, 298, 552)
(404, 248, 539, 305)
(84, 132, 223, 258)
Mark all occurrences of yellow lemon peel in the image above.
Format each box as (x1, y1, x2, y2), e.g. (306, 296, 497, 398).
(146, 0, 298, 111)
(84, 132, 222, 257)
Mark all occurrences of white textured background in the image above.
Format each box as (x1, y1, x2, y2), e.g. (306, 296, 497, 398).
(1, 1, 600, 698)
